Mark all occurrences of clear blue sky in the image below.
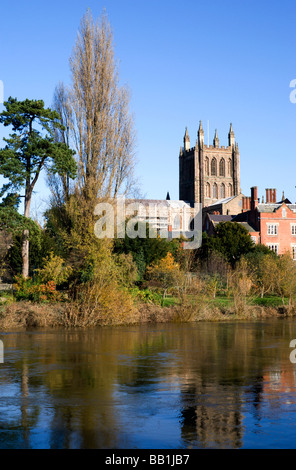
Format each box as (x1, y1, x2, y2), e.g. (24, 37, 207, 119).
(1, 0, 296, 216)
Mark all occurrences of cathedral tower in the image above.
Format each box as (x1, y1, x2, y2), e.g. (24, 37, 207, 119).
(179, 122, 241, 206)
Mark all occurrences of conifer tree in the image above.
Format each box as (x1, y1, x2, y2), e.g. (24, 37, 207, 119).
(0, 97, 77, 277)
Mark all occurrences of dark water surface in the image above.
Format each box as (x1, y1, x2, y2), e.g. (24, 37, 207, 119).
(1, 319, 296, 449)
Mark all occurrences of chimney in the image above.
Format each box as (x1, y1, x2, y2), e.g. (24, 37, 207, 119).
(242, 196, 251, 211)
(251, 186, 258, 211)
(266, 188, 277, 203)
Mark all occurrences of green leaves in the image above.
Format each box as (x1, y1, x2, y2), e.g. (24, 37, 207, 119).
(199, 222, 255, 267)
(0, 97, 62, 134)
(0, 96, 77, 277)
(0, 97, 77, 200)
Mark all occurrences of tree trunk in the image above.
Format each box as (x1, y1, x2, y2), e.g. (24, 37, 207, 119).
(22, 186, 31, 279)
(21, 232, 29, 278)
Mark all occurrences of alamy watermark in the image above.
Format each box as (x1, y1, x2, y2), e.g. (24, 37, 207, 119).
(0, 340, 3, 363)
(0, 80, 3, 104)
(289, 79, 296, 103)
(289, 339, 296, 363)
(94, 198, 202, 250)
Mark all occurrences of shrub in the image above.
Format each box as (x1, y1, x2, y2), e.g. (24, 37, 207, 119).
(36, 252, 72, 286)
(13, 276, 62, 302)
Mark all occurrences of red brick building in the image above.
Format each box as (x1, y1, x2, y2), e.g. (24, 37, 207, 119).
(232, 186, 296, 259)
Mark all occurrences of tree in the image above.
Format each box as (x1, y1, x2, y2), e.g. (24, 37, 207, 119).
(146, 252, 184, 299)
(113, 222, 180, 281)
(198, 222, 255, 267)
(245, 245, 277, 298)
(53, 10, 137, 204)
(0, 97, 77, 277)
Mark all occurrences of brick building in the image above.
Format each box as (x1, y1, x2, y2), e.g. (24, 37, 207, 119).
(179, 122, 240, 206)
(230, 187, 296, 259)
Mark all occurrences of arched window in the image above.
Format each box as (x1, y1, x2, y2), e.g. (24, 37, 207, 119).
(219, 158, 225, 177)
(173, 214, 181, 230)
(211, 158, 217, 176)
(205, 182, 211, 198)
(220, 183, 225, 199)
(205, 157, 209, 176)
(213, 183, 218, 199)
(228, 183, 233, 197)
(228, 159, 232, 176)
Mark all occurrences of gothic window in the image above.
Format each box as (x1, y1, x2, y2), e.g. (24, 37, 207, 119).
(211, 158, 217, 176)
(205, 182, 211, 198)
(228, 183, 233, 197)
(213, 183, 218, 199)
(220, 183, 225, 199)
(173, 214, 181, 230)
(228, 159, 232, 176)
(205, 157, 209, 176)
(219, 158, 225, 177)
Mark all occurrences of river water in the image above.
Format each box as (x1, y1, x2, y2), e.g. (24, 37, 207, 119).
(0, 319, 296, 449)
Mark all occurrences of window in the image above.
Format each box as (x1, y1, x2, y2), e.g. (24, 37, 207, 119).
(220, 183, 225, 198)
(291, 224, 296, 235)
(292, 245, 296, 260)
(219, 158, 225, 177)
(251, 236, 257, 244)
(205, 182, 211, 198)
(282, 208, 286, 218)
(267, 224, 278, 235)
(228, 183, 233, 197)
(267, 244, 279, 254)
(212, 183, 218, 199)
(211, 158, 217, 176)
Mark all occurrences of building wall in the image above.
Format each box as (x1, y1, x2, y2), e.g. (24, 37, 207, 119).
(259, 204, 296, 257)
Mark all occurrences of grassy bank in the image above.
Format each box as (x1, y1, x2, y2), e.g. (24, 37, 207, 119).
(0, 294, 294, 330)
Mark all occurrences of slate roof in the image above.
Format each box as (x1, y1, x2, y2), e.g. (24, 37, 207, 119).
(208, 214, 233, 223)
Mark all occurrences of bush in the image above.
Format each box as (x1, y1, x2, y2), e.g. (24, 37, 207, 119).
(13, 276, 63, 302)
(130, 287, 163, 305)
(36, 252, 72, 286)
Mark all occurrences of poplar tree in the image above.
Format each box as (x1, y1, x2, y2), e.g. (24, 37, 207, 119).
(0, 97, 76, 277)
(52, 10, 137, 204)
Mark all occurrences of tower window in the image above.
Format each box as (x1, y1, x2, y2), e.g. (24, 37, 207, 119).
(228, 183, 233, 197)
(211, 158, 217, 176)
(219, 158, 225, 177)
(205, 182, 211, 198)
(220, 183, 225, 198)
(213, 183, 218, 199)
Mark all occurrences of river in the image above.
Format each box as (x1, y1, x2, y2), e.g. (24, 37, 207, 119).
(0, 319, 296, 449)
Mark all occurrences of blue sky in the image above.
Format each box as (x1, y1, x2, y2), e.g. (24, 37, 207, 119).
(1, 0, 296, 216)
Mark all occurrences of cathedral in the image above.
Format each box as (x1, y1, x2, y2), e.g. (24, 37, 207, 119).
(179, 122, 240, 207)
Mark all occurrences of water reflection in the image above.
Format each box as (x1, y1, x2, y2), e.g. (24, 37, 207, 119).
(0, 319, 296, 448)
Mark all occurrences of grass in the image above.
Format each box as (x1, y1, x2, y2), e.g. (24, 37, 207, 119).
(208, 294, 288, 308)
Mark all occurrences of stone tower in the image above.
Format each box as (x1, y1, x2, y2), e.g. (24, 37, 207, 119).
(179, 122, 240, 206)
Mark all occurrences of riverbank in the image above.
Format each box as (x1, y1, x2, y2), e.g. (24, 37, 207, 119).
(0, 298, 294, 330)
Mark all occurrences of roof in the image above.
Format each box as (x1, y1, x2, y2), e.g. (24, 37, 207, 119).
(238, 222, 258, 233)
(126, 199, 192, 209)
(208, 196, 237, 206)
(229, 213, 258, 232)
(257, 203, 296, 213)
(208, 214, 233, 223)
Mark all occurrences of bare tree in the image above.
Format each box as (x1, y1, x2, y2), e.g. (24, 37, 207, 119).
(52, 10, 137, 204)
